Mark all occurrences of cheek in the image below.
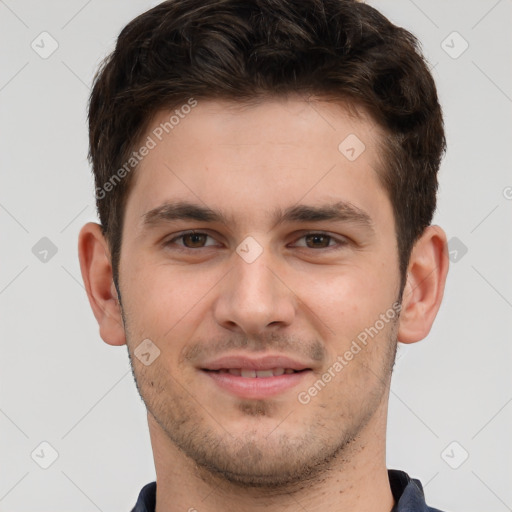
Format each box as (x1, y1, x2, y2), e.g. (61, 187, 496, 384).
(294, 263, 395, 339)
(122, 260, 220, 339)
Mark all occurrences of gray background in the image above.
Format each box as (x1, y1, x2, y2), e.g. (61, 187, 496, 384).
(1, 1, 511, 511)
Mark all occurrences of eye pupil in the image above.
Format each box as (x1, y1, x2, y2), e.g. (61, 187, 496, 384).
(306, 234, 330, 248)
(184, 233, 206, 247)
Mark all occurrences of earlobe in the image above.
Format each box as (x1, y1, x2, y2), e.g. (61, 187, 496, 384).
(78, 222, 126, 346)
(397, 225, 449, 344)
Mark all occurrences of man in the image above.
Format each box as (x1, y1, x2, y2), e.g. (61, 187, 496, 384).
(78, 0, 449, 510)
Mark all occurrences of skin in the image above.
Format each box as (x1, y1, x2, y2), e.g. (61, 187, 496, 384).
(79, 96, 449, 512)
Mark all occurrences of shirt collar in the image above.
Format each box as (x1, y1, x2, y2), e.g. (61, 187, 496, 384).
(131, 470, 443, 512)
(389, 469, 444, 512)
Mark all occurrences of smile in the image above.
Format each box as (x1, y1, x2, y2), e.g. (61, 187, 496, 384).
(205, 368, 303, 377)
(201, 368, 311, 399)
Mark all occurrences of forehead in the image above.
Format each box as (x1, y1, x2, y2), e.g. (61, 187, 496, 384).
(124, 96, 391, 232)
(144, 95, 382, 153)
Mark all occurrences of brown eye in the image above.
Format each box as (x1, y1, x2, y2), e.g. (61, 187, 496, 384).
(181, 232, 208, 248)
(304, 234, 333, 248)
(165, 231, 218, 250)
(291, 232, 348, 251)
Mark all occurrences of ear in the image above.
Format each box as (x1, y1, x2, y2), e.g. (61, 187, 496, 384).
(78, 222, 126, 346)
(397, 225, 449, 344)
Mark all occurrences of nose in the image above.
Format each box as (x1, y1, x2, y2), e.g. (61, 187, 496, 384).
(212, 247, 296, 336)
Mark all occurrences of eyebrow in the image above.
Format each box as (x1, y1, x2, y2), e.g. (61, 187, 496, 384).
(141, 200, 374, 233)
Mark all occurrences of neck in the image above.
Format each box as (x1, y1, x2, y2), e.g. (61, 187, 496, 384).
(149, 400, 394, 512)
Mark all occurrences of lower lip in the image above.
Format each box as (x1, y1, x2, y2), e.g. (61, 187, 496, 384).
(202, 370, 311, 399)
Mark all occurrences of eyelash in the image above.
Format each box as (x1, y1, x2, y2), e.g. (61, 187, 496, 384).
(164, 231, 348, 251)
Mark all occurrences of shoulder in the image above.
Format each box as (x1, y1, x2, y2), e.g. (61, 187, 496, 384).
(388, 469, 449, 512)
(130, 481, 156, 512)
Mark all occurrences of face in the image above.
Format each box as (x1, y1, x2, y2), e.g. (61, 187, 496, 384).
(118, 97, 402, 487)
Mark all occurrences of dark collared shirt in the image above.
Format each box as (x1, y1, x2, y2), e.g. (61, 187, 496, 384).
(131, 469, 445, 511)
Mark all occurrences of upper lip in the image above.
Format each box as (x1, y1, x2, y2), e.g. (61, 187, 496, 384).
(200, 354, 313, 371)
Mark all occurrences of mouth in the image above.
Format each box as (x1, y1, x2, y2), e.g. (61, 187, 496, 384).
(203, 368, 308, 377)
(201, 366, 312, 399)
(199, 354, 315, 399)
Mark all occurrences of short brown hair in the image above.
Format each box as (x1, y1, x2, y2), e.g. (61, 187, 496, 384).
(88, 0, 445, 291)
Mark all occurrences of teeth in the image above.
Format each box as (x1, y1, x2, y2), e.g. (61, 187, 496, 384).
(220, 368, 296, 377)
(255, 369, 274, 378)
